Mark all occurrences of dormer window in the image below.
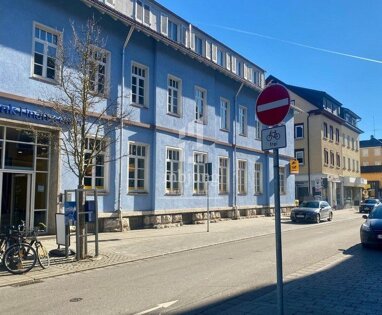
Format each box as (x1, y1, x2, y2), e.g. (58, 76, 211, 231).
(217, 49, 224, 67)
(194, 36, 203, 55)
(168, 20, 178, 41)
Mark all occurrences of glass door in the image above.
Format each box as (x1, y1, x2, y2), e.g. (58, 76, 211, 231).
(0, 172, 31, 229)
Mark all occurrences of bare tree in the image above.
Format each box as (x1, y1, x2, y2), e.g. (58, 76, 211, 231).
(45, 16, 130, 259)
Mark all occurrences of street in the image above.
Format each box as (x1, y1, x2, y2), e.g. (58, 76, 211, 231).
(0, 212, 372, 314)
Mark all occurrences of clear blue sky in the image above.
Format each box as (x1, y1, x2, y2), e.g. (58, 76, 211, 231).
(157, 0, 382, 140)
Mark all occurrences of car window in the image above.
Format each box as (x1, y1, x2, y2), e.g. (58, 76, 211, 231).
(365, 199, 378, 204)
(369, 206, 382, 219)
(321, 202, 329, 207)
(300, 201, 319, 208)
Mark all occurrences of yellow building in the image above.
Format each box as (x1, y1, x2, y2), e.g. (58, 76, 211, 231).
(267, 76, 366, 208)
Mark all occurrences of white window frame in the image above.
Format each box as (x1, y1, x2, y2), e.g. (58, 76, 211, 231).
(167, 75, 182, 116)
(195, 86, 207, 123)
(237, 159, 247, 195)
(255, 120, 262, 140)
(226, 53, 231, 70)
(160, 14, 168, 35)
(219, 157, 229, 194)
(193, 152, 207, 195)
(220, 98, 230, 131)
(279, 167, 286, 195)
(180, 25, 189, 48)
(165, 147, 183, 195)
(205, 40, 211, 60)
(135, 0, 143, 22)
(295, 124, 304, 139)
(84, 137, 108, 191)
(231, 56, 237, 74)
(128, 142, 149, 193)
(143, 4, 151, 26)
(254, 162, 263, 195)
(295, 149, 304, 165)
(88, 45, 110, 96)
(131, 61, 149, 107)
(211, 43, 217, 62)
(239, 105, 247, 136)
(32, 22, 61, 82)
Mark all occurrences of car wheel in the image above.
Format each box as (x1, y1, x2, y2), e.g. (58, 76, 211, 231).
(315, 214, 320, 224)
(327, 212, 333, 221)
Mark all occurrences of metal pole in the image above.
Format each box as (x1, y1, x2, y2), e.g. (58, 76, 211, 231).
(75, 189, 80, 261)
(207, 179, 210, 232)
(95, 189, 99, 257)
(274, 148, 284, 315)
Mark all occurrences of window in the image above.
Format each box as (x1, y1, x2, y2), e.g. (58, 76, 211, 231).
(88, 46, 110, 95)
(205, 40, 211, 59)
(335, 128, 340, 143)
(348, 157, 351, 170)
(361, 149, 369, 157)
(195, 87, 207, 122)
(343, 156, 346, 169)
(255, 120, 262, 140)
(143, 4, 150, 25)
(84, 137, 107, 190)
(254, 162, 263, 195)
(323, 123, 328, 139)
(217, 49, 224, 67)
(194, 36, 203, 55)
(347, 135, 350, 148)
(226, 53, 231, 70)
(330, 151, 335, 166)
(131, 63, 148, 107)
(239, 106, 247, 136)
(374, 148, 381, 156)
(193, 152, 207, 194)
(211, 44, 217, 62)
(329, 126, 334, 141)
(279, 167, 286, 195)
(352, 138, 355, 150)
(336, 153, 341, 168)
(167, 75, 182, 116)
(254, 71, 263, 87)
(128, 143, 148, 192)
(342, 133, 346, 146)
(324, 149, 329, 165)
(294, 124, 304, 139)
(32, 23, 60, 81)
(295, 149, 304, 165)
(238, 160, 247, 194)
(168, 20, 178, 41)
(356, 161, 359, 171)
(160, 14, 168, 35)
(220, 98, 230, 130)
(135, 0, 143, 22)
(231, 56, 237, 73)
(180, 26, 189, 47)
(236, 60, 242, 77)
(219, 157, 229, 194)
(352, 159, 355, 171)
(166, 148, 182, 194)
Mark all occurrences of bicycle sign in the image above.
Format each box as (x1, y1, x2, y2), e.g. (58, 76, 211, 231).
(261, 125, 286, 151)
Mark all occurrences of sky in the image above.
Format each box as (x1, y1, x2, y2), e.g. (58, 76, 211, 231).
(157, 0, 382, 140)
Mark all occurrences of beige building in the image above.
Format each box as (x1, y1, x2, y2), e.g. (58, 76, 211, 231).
(267, 76, 366, 208)
(360, 136, 382, 199)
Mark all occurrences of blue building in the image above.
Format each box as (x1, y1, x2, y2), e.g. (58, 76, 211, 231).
(0, 0, 295, 233)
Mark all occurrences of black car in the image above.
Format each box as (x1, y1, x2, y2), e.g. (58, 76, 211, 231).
(360, 205, 382, 247)
(359, 198, 380, 213)
(290, 200, 333, 223)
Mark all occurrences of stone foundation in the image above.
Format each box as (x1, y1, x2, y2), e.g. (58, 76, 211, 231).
(101, 206, 294, 232)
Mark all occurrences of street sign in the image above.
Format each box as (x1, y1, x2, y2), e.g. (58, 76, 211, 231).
(256, 84, 291, 126)
(290, 159, 299, 174)
(261, 125, 286, 151)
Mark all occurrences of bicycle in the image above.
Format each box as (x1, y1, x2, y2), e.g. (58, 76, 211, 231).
(266, 130, 280, 141)
(2, 222, 37, 274)
(25, 225, 50, 269)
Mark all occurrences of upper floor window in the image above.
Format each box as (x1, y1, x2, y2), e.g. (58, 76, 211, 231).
(329, 126, 334, 141)
(101, 0, 115, 7)
(219, 157, 229, 194)
(374, 147, 381, 156)
(336, 153, 341, 168)
(343, 156, 346, 169)
(295, 149, 304, 165)
(217, 49, 224, 67)
(166, 148, 182, 194)
(220, 98, 230, 131)
(167, 75, 182, 116)
(84, 137, 107, 191)
(255, 120, 262, 140)
(239, 106, 247, 136)
(193, 152, 207, 194)
(194, 36, 203, 55)
(168, 20, 178, 41)
(236, 60, 242, 77)
(361, 149, 369, 157)
(143, 4, 150, 25)
(32, 23, 60, 82)
(323, 123, 328, 139)
(279, 167, 286, 195)
(195, 87, 207, 123)
(254, 162, 263, 195)
(128, 142, 149, 192)
(131, 63, 148, 107)
(335, 128, 340, 143)
(330, 151, 335, 166)
(295, 124, 304, 139)
(352, 138, 355, 150)
(88, 46, 110, 96)
(238, 160, 247, 194)
(135, 0, 143, 22)
(348, 157, 351, 170)
(342, 133, 346, 146)
(324, 149, 329, 165)
(347, 135, 350, 148)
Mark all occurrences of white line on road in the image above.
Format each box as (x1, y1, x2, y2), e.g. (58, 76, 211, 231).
(134, 300, 178, 315)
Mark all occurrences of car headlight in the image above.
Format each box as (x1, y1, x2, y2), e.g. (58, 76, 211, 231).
(361, 223, 371, 232)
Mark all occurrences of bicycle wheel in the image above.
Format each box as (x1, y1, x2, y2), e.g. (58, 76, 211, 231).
(3, 243, 37, 274)
(37, 243, 50, 269)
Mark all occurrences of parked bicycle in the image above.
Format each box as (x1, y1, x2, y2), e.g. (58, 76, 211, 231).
(25, 224, 50, 269)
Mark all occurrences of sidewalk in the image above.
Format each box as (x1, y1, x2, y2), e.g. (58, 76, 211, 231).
(0, 208, 360, 290)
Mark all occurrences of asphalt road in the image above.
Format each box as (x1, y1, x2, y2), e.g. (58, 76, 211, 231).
(0, 215, 364, 314)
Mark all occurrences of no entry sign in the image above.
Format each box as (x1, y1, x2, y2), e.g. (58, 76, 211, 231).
(256, 84, 290, 126)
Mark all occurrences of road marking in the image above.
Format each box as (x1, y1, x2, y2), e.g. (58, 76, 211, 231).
(134, 300, 178, 315)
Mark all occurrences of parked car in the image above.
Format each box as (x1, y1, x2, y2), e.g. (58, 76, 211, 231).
(290, 200, 333, 223)
(360, 206, 382, 247)
(359, 198, 381, 213)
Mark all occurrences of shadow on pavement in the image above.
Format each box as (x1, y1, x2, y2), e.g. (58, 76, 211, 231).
(178, 244, 382, 315)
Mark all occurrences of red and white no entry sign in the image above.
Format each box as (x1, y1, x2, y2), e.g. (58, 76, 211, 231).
(256, 84, 290, 126)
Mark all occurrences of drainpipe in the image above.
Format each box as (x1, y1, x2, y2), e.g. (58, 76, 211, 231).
(117, 26, 135, 231)
(233, 82, 244, 219)
(307, 111, 312, 198)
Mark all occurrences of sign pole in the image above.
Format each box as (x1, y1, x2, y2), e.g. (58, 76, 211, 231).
(207, 179, 210, 232)
(274, 148, 284, 315)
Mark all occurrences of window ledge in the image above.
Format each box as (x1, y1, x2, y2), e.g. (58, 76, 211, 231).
(167, 112, 181, 118)
(218, 192, 229, 195)
(194, 120, 207, 125)
(30, 75, 59, 86)
(131, 103, 148, 109)
(193, 193, 207, 196)
(128, 192, 149, 195)
(164, 193, 182, 196)
(220, 128, 229, 133)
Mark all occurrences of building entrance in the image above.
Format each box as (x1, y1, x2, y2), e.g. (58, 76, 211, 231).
(0, 172, 31, 228)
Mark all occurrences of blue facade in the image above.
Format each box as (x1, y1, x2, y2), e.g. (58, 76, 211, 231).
(0, 0, 295, 231)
